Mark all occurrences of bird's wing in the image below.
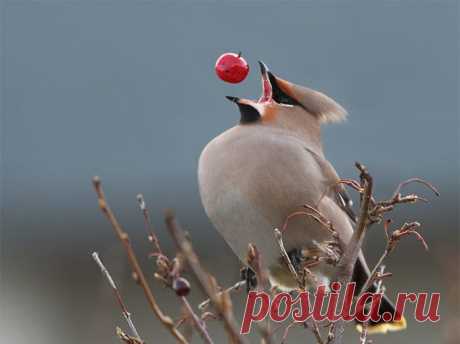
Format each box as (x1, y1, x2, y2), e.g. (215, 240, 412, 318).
(336, 186, 357, 223)
(305, 147, 357, 223)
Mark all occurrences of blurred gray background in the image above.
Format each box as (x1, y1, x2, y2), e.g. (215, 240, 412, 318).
(1, 1, 459, 343)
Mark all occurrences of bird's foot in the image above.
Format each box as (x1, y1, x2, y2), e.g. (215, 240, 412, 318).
(240, 267, 257, 292)
(287, 248, 303, 271)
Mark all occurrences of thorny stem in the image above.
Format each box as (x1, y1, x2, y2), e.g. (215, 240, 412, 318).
(92, 252, 142, 341)
(92, 177, 188, 344)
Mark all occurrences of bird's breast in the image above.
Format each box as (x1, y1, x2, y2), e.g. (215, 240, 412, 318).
(198, 128, 344, 292)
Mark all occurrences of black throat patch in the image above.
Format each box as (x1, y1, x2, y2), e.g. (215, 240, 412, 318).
(237, 103, 261, 124)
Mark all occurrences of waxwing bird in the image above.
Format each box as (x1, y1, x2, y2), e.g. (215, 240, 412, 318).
(198, 61, 406, 334)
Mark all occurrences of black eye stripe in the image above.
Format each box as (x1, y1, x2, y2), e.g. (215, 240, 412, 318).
(268, 73, 296, 106)
(268, 73, 308, 111)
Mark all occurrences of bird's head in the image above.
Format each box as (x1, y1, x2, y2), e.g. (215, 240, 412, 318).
(226, 61, 347, 128)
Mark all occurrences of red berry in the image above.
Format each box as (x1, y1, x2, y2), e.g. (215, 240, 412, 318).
(173, 277, 191, 297)
(215, 52, 249, 84)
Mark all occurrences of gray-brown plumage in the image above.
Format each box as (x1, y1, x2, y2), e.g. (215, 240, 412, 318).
(198, 61, 405, 334)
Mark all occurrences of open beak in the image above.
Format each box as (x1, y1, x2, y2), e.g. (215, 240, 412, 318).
(257, 61, 273, 103)
(226, 60, 274, 105)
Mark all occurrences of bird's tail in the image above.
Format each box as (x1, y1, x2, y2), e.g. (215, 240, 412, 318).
(352, 259, 406, 334)
(355, 284, 407, 334)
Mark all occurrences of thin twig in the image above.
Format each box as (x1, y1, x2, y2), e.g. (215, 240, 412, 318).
(316, 178, 364, 212)
(304, 320, 325, 344)
(180, 296, 214, 344)
(359, 265, 386, 344)
(335, 163, 373, 282)
(368, 178, 439, 224)
(375, 266, 386, 294)
(303, 205, 336, 234)
(92, 252, 142, 341)
(198, 280, 247, 310)
(359, 322, 368, 344)
(116, 327, 144, 344)
(274, 228, 301, 287)
(247, 243, 270, 290)
(282, 209, 336, 237)
(92, 177, 188, 344)
(246, 244, 274, 344)
(136, 194, 163, 255)
(359, 252, 389, 296)
(329, 162, 373, 344)
(312, 321, 325, 344)
(311, 240, 341, 265)
(325, 322, 336, 344)
(164, 210, 247, 344)
(134, 202, 213, 343)
(391, 177, 440, 199)
(280, 321, 298, 344)
(360, 221, 425, 295)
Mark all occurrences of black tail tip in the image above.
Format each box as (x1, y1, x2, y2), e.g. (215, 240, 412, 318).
(356, 316, 407, 334)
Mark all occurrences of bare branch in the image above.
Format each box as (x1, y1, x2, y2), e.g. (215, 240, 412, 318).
(164, 210, 247, 344)
(360, 220, 427, 297)
(391, 177, 440, 199)
(335, 162, 373, 283)
(359, 323, 368, 344)
(368, 177, 439, 225)
(198, 280, 247, 311)
(92, 252, 143, 341)
(274, 228, 301, 288)
(325, 322, 336, 344)
(304, 320, 325, 344)
(247, 243, 270, 291)
(245, 244, 274, 344)
(116, 327, 144, 344)
(92, 177, 188, 344)
(280, 321, 297, 344)
(329, 162, 373, 344)
(94, 162, 438, 344)
(359, 265, 387, 344)
(316, 179, 364, 209)
(282, 209, 336, 238)
(180, 296, 214, 344)
(388, 221, 428, 252)
(136, 194, 163, 256)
